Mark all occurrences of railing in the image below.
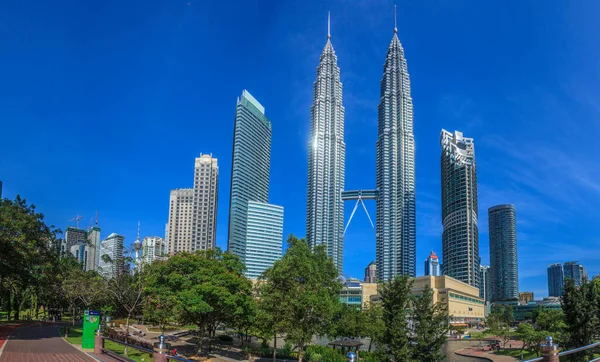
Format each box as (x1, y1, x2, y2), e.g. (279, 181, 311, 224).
(523, 337, 600, 362)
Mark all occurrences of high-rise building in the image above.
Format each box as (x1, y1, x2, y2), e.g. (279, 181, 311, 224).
(243, 202, 283, 279)
(547, 263, 564, 297)
(424, 251, 441, 276)
(0, 180, 3, 198)
(142, 236, 168, 265)
(440, 130, 480, 287)
(226, 90, 284, 278)
(519, 292, 534, 304)
(306, 15, 346, 272)
(167, 154, 219, 254)
(86, 226, 101, 272)
(564, 261, 587, 286)
(479, 265, 491, 302)
(365, 261, 377, 283)
(65, 226, 87, 253)
(488, 204, 518, 301)
(376, 22, 416, 281)
(99, 233, 124, 279)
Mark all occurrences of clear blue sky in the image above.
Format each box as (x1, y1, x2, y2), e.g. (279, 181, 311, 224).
(1, 0, 599, 298)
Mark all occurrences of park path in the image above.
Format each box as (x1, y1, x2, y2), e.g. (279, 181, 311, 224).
(0, 323, 96, 362)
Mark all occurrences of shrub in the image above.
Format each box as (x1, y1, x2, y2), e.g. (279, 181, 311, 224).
(305, 345, 345, 362)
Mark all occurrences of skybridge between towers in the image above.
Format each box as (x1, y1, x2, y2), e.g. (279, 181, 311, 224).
(341, 189, 379, 234)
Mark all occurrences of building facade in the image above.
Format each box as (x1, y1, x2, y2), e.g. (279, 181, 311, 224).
(99, 233, 124, 279)
(227, 90, 283, 276)
(167, 154, 219, 254)
(243, 202, 283, 279)
(376, 25, 416, 281)
(86, 226, 101, 272)
(424, 251, 441, 276)
(488, 204, 518, 301)
(479, 265, 492, 302)
(306, 23, 346, 272)
(142, 236, 168, 265)
(519, 292, 534, 304)
(365, 275, 485, 325)
(64, 227, 87, 254)
(440, 130, 480, 287)
(364, 261, 377, 283)
(564, 261, 587, 286)
(547, 263, 564, 297)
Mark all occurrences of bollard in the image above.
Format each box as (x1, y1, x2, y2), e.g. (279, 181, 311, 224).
(64, 327, 69, 338)
(153, 334, 171, 362)
(346, 351, 357, 362)
(540, 336, 559, 362)
(94, 328, 104, 354)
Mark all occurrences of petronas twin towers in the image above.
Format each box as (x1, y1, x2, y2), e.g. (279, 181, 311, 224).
(307, 13, 415, 281)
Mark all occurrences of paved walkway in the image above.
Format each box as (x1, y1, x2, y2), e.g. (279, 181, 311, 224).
(455, 347, 518, 361)
(0, 323, 96, 362)
(0, 324, 21, 350)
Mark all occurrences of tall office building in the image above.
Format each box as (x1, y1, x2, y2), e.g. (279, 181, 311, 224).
(365, 261, 377, 283)
(479, 265, 492, 302)
(424, 251, 441, 276)
(167, 154, 219, 254)
(376, 21, 416, 281)
(488, 204, 518, 301)
(243, 202, 283, 279)
(564, 261, 587, 286)
(99, 233, 124, 279)
(86, 226, 101, 272)
(440, 130, 480, 287)
(227, 90, 284, 278)
(142, 236, 168, 265)
(306, 15, 346, 272)
(547, 263, 564, 297)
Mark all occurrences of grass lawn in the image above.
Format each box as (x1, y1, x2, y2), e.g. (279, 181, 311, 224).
(494, 348, 539, 360)
(60, 326, 153, 362)
(59, 326, 83, 345)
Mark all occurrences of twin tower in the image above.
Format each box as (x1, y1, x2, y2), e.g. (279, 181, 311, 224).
(306, 13, 416, 281)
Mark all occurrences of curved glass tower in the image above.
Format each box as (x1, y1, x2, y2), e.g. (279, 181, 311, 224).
(488, 204, 518, 301)
(441, 129, 480, 287)
(306, 19, 346, 272)
(376, 26, 416, 281)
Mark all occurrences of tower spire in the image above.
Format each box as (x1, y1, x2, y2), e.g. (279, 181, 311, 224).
(328, 11, 331, 39)
(394, 5, 397, 33)
(137, 221, 140, 240)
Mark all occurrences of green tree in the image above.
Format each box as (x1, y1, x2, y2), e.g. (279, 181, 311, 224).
(515, 323, 547, 357)
(330, 304, 365, 339)
(410, 284, 449, 362)
(62, 268, 107, 325)
(362, 303, 384, 352)
(144, 248, 252, 355)
(535, 308, 565, 335)
(143, 260, 177, 333)
(562, 278, 599, 360)
(260, 235, 341, 362)
(0, 196, 60, 321)
(380, 275, 413, 362)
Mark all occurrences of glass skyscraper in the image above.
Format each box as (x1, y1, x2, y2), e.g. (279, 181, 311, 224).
(306, 20, 346, 272)
(244, 201, 283, 279)
(228, 90, 283, 277)
(440, 130, 480, 287)
(376, 24, 416, 281)
(564, 261, 587, 286)
(479, 265, 492, 302)
(488, 204, 518, 301)
(99, 233, 124, 279)
(424, 251, 440, 276)
(547, 263, 564, 297)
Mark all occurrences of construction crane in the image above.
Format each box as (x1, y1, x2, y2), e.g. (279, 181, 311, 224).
(69, 215, 83, 229)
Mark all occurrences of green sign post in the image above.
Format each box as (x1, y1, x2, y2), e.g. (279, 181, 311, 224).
(82, 310, 100, 349)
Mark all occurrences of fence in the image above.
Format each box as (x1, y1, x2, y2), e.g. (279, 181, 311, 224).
(523, 337, 600, 362)
(95, 332, 193, 362)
